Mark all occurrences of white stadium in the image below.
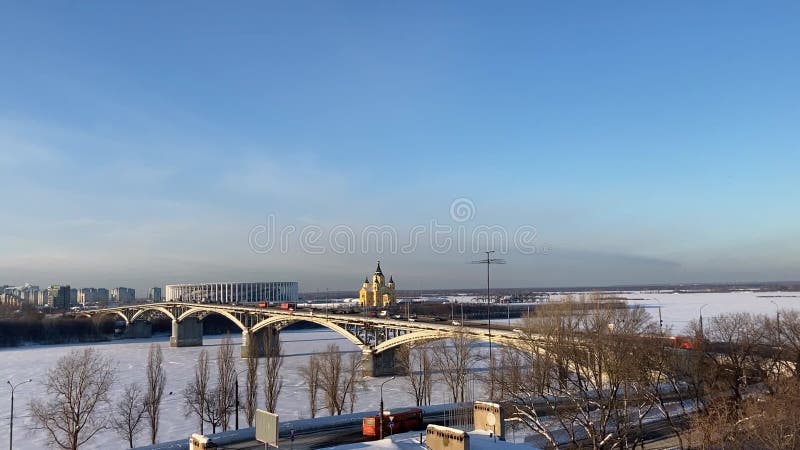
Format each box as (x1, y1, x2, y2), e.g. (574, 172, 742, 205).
(165, 281, 299, 304)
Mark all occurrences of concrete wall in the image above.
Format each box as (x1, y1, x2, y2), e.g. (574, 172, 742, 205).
(170, 317, 203, 347)
(426, 425, 470, 450)
(241, 326, 280, 358)
(473, 401, 504, 440)
(124, 319, 153, 339)
(362, 347, 399, 377)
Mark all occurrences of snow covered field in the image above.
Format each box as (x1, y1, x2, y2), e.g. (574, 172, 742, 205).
(485, 291, 800, 332)
(617, 290, 800, 332)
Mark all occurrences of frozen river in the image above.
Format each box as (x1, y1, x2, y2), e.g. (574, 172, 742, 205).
(478, 291, 800, 333)
(0, 329, 446, 450)
(616, 290, 800, 332)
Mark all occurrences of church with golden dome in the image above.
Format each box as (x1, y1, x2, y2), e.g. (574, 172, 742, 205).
(358, 261, 396, 307)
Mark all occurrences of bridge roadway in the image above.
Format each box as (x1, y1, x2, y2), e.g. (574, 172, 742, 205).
(82, 302, 542, 376)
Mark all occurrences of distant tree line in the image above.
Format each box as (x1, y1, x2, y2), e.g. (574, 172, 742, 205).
(0, 317, 116, 346)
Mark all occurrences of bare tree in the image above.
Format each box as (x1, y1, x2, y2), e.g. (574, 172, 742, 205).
(494, 345, 525, 402)
(431, 330, 476, 403)
(244, 354, 259, 426)
(640, 342, 697, 449)
(184, 379, 225, 435)
(144, 344, 167, 444)
(299, 355, 321, 417)
(771, 309, 800, 378)
(691, 312, 771, 405)
(318, 346, 343, 415)
(111, 383, 147, 448)
(202, 386, 225, 434)
(217, 334, 238, 431)
(30, 348, 116, 450)
(262, 332, 283, 412)
(317, 344, 363, 415)
(397, 343, 433, 406)
(344, 352, 363, 413)
(183, 349, 210, 434)
(740, 378, 800, 450)
(508, 301, 665, 449)
(688, 381, 800, 450)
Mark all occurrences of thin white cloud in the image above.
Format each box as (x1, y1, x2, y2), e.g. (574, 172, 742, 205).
(0, 121, 64, 168)
(216, 153, 349, 200)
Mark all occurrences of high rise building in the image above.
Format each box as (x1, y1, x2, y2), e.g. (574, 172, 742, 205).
(77, 288, 89, 305)
(37, 290, 47, 306)
(96, 288, 109, 306)
(70, 288, 78, 306)
(111, 287, 135, 304)
(1, 284, 39, 305)
(23, 285, 39, 304)
(77, 288, 110, 306)
(47, 285, 71, 310)
(149, 287, 162, 302)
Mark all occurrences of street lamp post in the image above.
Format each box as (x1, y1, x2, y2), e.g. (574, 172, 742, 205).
(654, 298, 663, 334)
(235, 375, 240, 430)
(7, 379, 32, 450)
(699, 304, 709, 338)
(771, 300, 781, 346)
(233, 367, 250, 431)
(379, 376, 396, 440)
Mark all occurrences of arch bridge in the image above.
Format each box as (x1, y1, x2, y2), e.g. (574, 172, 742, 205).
(80, 302, 543, 376)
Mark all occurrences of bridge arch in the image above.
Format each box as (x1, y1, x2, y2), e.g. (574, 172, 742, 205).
(80, 309, 130, 324)
(373, 328, 533, 354)
(177, 307, 248, 331)
(129, 306, 177, 322)
(250, 315, 367, 349)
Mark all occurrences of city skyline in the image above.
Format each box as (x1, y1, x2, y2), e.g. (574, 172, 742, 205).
(2, 2, 799, 291)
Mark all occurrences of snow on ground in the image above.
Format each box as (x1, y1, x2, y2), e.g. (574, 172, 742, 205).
(492, 291, 800, 332)
(618, 290, 800, 332)
(321, 429, 538, 450)
(0, 330, 437, 450)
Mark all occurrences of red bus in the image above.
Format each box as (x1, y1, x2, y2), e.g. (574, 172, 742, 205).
(280, 302, 297, 310)
(362, 408, 423, 438)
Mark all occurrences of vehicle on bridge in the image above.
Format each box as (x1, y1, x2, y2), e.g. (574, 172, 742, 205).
(362, 408, 423, 438)
(280, 302, 297, 310)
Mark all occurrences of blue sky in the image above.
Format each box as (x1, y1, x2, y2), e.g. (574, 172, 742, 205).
(1, 1, 798, 293)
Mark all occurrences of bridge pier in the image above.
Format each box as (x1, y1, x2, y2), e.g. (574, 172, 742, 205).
(123, 319, 152, 339)
(241, 326, 280, 358)
(170, 318, 203, 347)
(362, 348, 400, 377)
